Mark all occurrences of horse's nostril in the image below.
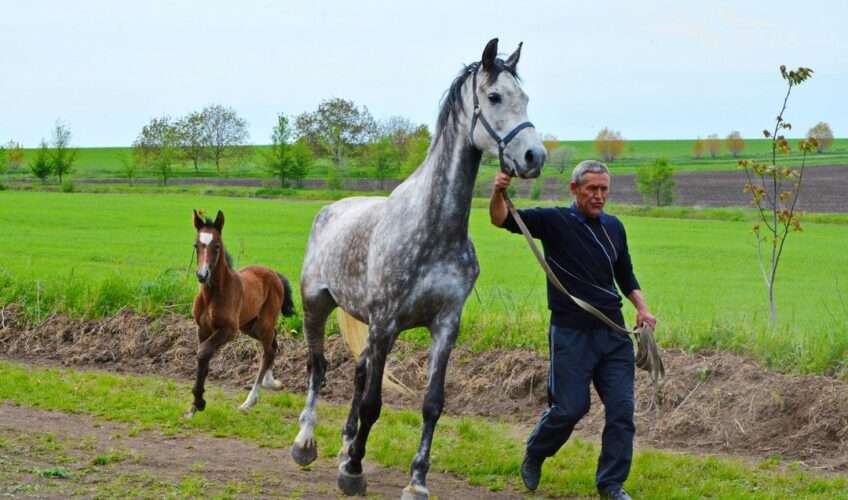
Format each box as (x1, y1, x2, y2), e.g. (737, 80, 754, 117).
(525, 149, 535, 165)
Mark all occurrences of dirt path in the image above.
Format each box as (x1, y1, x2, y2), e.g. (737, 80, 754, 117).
(0, 403, 522, 499)
(3, 306, 848, 474)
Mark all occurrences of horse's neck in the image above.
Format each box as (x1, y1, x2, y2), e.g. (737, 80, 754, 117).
(400, 130, 481, 239)
(204, 249, 236, 296)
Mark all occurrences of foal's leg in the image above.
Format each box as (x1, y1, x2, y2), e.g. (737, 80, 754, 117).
(185, 328, 233, 418)
(291, 289, 334, 466)
(261, 335, 284, 390)
(239, 320, 280, 412)
(337, 324, 396, 496)
(403, 315, 459, 500)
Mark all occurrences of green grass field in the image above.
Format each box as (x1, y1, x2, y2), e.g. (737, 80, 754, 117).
(1, 191, 846, 376)
(1, 361, 845, 499)
(3, 138, 847, 182)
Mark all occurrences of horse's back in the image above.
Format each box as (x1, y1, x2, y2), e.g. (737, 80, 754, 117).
(238, 266, 284, 325)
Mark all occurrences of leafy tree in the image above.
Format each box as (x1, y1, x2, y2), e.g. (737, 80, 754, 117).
(288, 139, 313, 188)
(740, 65, 814, 323)
(176, 111, 208, 171)
(50, 121, 76, 184)
(693, 138, 705, 159)
(542, 133, 560, 157)
(635, 157, 676, 206)
(133, 116, 180, 185)
(0, 144, 6, 174)
(726, 130, 746, 158)
(6, 141, 25, 171)
(548, 146, 575, 174)
(807, 122, 834, 153)
(118, 152, 137, 186)
(368, 135, 401, 190)
(326, 164, 343, 191)
(201, 104, 249, 172)
(705, 134, 721, 158)
(594, 128, 624, 162)
(264, 114, 313, 188)
(30, 140, 52, 183)
(295, 98, 377, 168)
(400, 126, 431, 178)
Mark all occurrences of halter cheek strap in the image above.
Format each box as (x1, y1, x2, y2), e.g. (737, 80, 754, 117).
(468, 68, 536, 176)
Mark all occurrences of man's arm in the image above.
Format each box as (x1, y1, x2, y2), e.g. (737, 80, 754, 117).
(489, 171, 512, 227)
(626, 289, 657, 330)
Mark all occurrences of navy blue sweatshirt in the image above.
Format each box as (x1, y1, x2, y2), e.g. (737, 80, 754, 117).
(501, 203, 640, 330)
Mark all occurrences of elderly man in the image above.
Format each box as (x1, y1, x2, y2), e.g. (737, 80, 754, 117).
(490, 160, 656, 500)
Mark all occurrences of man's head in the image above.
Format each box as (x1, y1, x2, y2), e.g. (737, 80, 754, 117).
(570, 160, 610, 219)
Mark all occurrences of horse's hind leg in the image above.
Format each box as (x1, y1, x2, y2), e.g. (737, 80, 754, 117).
(403, 315, 460, 500)
(239, 318, 280, 412)
(291, 288, 334, 466)
(338, 323, 396, 497)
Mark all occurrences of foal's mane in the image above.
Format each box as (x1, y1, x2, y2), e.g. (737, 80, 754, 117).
(433, 59, 519, 151)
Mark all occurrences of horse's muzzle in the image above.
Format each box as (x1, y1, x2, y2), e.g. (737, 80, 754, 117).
(196, 267, 210, 283)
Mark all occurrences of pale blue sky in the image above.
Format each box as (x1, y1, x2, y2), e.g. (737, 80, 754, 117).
(1, 0, 845, 147)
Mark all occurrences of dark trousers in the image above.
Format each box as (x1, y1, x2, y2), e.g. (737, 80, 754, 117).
(526, 324, 635, 491)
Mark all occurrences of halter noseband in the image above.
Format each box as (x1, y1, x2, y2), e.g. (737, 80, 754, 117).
(467, 67, 535, 177)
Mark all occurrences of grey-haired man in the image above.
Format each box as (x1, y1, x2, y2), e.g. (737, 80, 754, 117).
(490, 160, 656, 500)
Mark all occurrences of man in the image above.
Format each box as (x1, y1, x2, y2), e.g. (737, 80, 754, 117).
(490, 160, 656, 500)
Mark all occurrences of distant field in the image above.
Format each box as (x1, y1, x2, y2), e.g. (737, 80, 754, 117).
(1, 191, 846, 375)
(3, 138, 847, 182)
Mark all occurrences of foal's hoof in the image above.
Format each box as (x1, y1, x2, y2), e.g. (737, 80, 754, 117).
(183, 403, 203, 419)
(401, 483, 430, 500)
(291, 440, 318, 467)
(337, 462, 367, 496)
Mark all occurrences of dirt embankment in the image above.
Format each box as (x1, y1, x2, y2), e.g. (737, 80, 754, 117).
(1, 305, 846, 472)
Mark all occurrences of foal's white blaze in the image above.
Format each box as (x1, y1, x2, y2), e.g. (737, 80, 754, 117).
(198, 232, 213, 245)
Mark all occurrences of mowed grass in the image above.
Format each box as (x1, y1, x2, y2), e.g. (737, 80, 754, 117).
(1, 191, 847, 375)
(1, 361, 846, 499)
(4, 138, 847, 182)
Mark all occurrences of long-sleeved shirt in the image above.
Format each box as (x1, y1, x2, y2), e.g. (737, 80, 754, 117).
(500, 203, 640, 330)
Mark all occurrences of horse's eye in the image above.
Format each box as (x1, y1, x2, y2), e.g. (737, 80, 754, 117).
(488, 92, 501, 104)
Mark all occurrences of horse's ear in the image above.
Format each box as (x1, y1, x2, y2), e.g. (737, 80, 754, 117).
(193, 210, 203, 231)
(214, 210, 225, 233)
(481, 38, 498, 72)
(505, 41, 522, 71)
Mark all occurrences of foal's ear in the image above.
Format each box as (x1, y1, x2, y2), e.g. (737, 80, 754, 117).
(213, 210, 225, 233)
(481, 38, 498, 72)
(193, 210, 204, 231)
(505, 41, 522, 71)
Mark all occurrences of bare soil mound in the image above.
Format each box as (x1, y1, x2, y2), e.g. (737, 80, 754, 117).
(2, 305, 846, 471)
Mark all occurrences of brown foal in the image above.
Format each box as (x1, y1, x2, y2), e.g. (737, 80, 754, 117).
(186, 209, 295, 418)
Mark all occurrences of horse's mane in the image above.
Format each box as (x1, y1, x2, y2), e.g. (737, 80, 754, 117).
(433, 59, 519, 150)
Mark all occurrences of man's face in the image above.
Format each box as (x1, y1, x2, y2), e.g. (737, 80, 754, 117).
(570, 172, 610, 218)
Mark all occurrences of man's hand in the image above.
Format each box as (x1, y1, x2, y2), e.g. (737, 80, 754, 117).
(636, 308, 657, 330)
(494, 170, 512, 192)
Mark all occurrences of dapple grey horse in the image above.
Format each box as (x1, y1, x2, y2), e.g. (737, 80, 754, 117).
(291, 38, 546, 499)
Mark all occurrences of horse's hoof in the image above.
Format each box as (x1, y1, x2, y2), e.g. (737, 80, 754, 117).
(183, 409, 195, 419)
(262, 379, 284, 391)
(337, 462, 367, 496)
(401, 483, 430, 500)
(238, 403, 252, 413)
(291, 440, 318, 466)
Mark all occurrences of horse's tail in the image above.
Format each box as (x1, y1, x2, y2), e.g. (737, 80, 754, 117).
(336, 309, 414, 396)
(276, 272, 296, 317)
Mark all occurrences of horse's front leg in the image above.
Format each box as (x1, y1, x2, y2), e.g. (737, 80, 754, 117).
(337, 324, 396, 496)
(403, 314, 460, 500)
(185, 327, 233, 418)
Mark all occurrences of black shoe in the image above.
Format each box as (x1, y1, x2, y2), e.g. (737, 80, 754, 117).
(599, 485, 632, 500)
(520, 454, 544, 491)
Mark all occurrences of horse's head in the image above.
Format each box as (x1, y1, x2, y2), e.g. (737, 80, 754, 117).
(192, 209, 225, 284)
(467, 38, 546, 179)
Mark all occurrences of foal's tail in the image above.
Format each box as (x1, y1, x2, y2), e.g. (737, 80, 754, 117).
(337, 309, 413, 396)
(276, 272, 296, 317)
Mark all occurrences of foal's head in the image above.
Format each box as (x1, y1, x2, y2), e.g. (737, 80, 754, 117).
(192, 209, 226, 284)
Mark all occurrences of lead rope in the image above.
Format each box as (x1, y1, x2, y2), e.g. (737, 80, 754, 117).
(502, 191, 665, 386)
